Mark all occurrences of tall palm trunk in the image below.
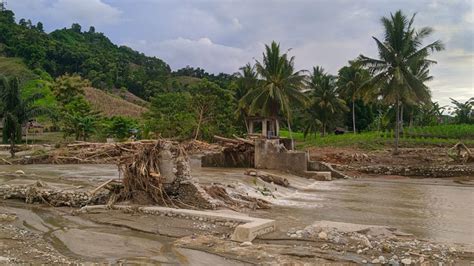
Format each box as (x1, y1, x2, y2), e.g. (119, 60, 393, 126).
(352, 99, 356, 134)
(9, 132, 15, 158)
(394, 100, 400, 155)
(400, 104, 404, 133)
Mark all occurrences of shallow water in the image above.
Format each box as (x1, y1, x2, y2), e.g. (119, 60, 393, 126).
(2, 202, 243, 264)
(1, 163, 473, 247)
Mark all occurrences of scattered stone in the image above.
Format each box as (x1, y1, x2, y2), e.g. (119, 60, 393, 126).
(240, 241, 252, 247)
(318, 231, 328, 240)
(401, 258, 412, 265)
(362, 260, 368, 264)
(14, 170, 25, 175)
(372, 258, 380, 264)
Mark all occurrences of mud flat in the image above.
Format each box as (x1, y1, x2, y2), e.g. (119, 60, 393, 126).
(1, 162, 473, 264)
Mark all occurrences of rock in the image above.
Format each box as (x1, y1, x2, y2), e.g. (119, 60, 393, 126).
(357, 249, 363, 254)
(240, 241, 253, 247)
(0, 256, 9, 262)
(372, 258, 380, 264)
(378, 256, 386, 263)
(296, 230, 303, 235)
(419, 256, 424, 263)
(14, 170, 25, 175)
(401, 258, 412, 265)
(449, 247, 456, 253)
(318, 231, 328, 240)
(388, 259, 400, 266)
(362, 260, 368, 264)
(360, 235, 373, 248)
(290, 234, 298, 238)
(382, 243, 393, 253)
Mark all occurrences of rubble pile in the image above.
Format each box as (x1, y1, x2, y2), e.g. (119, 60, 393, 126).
(201, 135, 255, 168)
(0, 182, 108, 207)
(287, 222, 462, 265)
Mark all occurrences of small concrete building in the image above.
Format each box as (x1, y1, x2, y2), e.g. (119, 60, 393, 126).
(246, 116, 280, 139)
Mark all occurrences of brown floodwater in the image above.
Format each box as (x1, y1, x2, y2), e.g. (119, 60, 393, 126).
(1, 163, 473, 255)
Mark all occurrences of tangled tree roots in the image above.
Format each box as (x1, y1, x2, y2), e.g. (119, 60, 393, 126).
(115, 140, 269, 210)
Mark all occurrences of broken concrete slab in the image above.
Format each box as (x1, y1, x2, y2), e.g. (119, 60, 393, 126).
(80, 205, 276, 242)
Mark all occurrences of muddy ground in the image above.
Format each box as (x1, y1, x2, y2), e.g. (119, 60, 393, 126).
(307, 147, 474, 179)
(1, 164, 473, 264)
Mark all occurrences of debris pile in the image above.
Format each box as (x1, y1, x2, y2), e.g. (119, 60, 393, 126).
(0, 181, 107, 207)
(112, 140, 269, 210)
(448, 142, 474, 163)
(286, 221, 461, 265)
(201, 135, 255, 168)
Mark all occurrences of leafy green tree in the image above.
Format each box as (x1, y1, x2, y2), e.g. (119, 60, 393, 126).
(146, 92, 195, 139)
(188, 79, 236, 140)
(101, 116, 138, 140)
(337, 62, 371, 133)
(61, 97, 99, 141)
(0, 76, 44, 157)
(52, 74, 90, 105)
(450, 97, 473, 124)
(242, 41, 307, 141)
(357, 10, 444, 154)
(305, 67, 348, 136)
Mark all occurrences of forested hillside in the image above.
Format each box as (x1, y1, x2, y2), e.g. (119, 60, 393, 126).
(0, 9, 170, 98)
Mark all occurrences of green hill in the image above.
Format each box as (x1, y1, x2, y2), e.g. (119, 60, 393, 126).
(0, 57, 36, 81)
(0, 9, 170, 99)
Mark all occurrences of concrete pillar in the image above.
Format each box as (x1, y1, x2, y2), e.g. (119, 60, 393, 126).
(262, 120, 267, 138)
(275, 119, 280, 137)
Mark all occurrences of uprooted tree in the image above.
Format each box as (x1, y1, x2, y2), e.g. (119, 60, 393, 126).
(116, 140, 269, 210)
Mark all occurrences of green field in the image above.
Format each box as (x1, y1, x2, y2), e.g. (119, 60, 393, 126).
(281, 124, 474, 149)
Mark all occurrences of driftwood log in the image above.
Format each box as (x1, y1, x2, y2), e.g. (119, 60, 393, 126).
(448, 142, 473, 163)
(244, 169, 290, 187)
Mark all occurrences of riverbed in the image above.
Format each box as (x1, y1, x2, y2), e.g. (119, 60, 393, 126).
(0, 163, 473, 262)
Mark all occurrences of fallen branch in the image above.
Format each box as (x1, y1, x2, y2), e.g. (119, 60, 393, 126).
(1, 158, 12, 165)
(89, 179, 114, 196)
(244, 169, 290, 187)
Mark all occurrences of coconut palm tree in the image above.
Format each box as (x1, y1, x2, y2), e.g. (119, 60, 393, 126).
(357, 10, 444, 154)
(242, 41, 307, 141)
(337, 63, 371, 133)
(306, 67, 349, 136)
(235, 63, 258, 133)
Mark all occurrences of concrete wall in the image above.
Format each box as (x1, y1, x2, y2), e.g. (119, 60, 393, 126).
(254, 139, 308, 174)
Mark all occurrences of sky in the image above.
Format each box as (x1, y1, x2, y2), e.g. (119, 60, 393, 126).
(7, 0, 474, 106)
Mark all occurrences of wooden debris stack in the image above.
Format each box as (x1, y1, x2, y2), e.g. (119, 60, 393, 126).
(201, 135, 255, 168)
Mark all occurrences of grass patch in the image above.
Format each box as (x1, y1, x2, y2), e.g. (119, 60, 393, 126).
(0, 57, 37, 81)
(281, 126, 474, 150)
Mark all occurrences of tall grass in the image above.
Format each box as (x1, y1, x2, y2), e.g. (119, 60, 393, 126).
(83, 87, 148, 119)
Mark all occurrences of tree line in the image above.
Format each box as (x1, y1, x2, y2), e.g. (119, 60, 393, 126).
(1, 8, 473, 157)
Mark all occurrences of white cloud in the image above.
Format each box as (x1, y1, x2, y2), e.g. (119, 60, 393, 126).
(48, 0, 122, 26)
(9, 0, 122, 28)
(126, 37, 254, 74)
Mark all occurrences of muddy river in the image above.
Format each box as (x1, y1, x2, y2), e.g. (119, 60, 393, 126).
(1, 163, 473, 262)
